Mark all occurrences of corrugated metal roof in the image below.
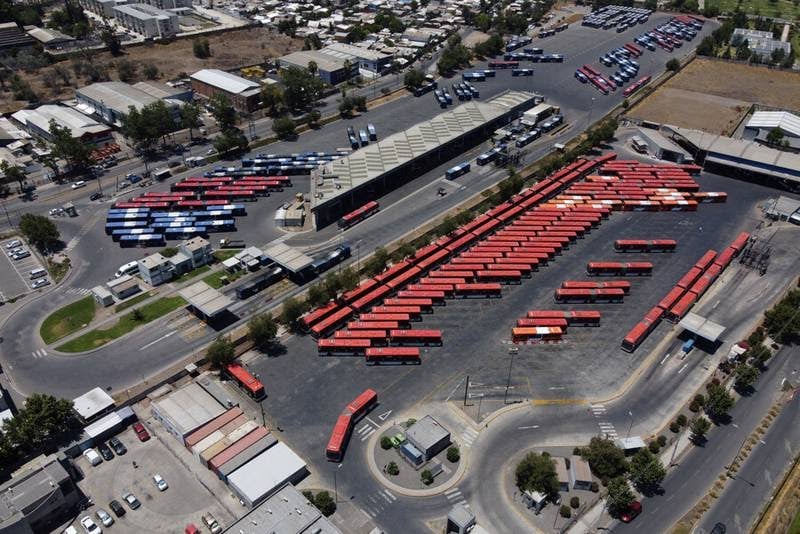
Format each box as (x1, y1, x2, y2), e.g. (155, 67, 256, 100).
(152, 382, 225, 437)
(312, 90, 536, 209)
(262, 242, 313, 273)
(77, 82, 159, 113)
(179, 281, 233, 317)
(227, 442, 307, 503)
(746, 111, 800, 138)
(679, 311, 726, 342)
(190, 69, 260, 95)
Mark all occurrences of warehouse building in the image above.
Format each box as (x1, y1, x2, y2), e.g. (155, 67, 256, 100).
(80, 0, 129, 18)
(137, 252, 174, 286)
(635, 127, 692, 164)
(112, 3, 179, 39)
(76, 81, 185, 126)
(311, 90, 537, 227)
(226, 442, 308, 507)
(11, 105, 112, 145)
(223, 484, 342, 534)
(405, 415, 450, 461)
(743, 110, 800, 149)
(151, 382, 226, 442)
(669, 126, 800, 192)
(731, 28, 791, 61)
(179, 281, 234, 321)
(279, 50, 355, 85)
(0, 22, 36, 52)
(321, 42, 393, 74)
(190, 69, 262, 113)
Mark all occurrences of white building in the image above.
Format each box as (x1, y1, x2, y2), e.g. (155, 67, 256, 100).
(112, 3, 179, 38)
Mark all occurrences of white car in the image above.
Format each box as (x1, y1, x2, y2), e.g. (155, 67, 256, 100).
(83, 448, 102, 466)
(63, 527, 78, 534)
(95, 509, 114, 527)
(5, 239, 21, 249)
(79, 515, 102, 534)
(152, 473, 168, 491)
(71, 181, 86, 189)
(31, 278, 51, 290)
(13, 250, 30, 260)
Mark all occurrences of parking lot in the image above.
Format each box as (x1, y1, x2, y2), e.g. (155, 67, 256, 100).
(0, 238, 49, 301)
(71, 421, 234, 534)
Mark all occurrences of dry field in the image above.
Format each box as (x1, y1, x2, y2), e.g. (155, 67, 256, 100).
(1, 27, 301, 113)
(628, 58, 800, 135)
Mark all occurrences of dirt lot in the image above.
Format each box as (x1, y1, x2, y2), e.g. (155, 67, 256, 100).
(628, 58, 800, 135)
(1, 27, 301, 113)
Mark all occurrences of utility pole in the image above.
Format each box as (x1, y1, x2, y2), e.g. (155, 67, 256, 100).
(333, 463, 343, 502)
(503, 350, 516, 404)
(1, 199, 13, 228)
(463, 374, 470, 407)
(625, 410, 634, 440)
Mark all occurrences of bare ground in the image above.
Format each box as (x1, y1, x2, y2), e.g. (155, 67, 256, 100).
(1, 27, 302, 114)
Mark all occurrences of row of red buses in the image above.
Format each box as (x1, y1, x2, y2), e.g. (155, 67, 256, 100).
(586, 262, 653, 276)
(621, 306, 663, 352)
(613, 239, 677, 253)
(326, 389, 378, 461)
(338, 200, 379, 229)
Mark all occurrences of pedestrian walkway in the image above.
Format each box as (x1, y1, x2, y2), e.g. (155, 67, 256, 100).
(31, 348, 47, 359)
(460, 426, 479, 448)
(362, 487, 397, 517)
(64, 287, 91, 296)
(443, 486, 470, 508)
(356, 420, 378, 442)
(590, 404, 619, 440)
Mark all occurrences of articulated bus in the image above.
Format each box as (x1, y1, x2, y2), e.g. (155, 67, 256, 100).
(388, 329, 443, 347)
(553, 288, 625, 303)
(487, 60, 520, 69)
(334, 330, 388, 345)
(370, 305, 423, 317)
(347, 321, 403, 330)
(326, 414, 353, 462)
(516, 317, 569, 328)
(301, 301, 340, 332)
(561, 280, 631, 294)
(310, 306, 353, 338)
(511, 327, 563, 344)
(225, 363, 266, 400)
(395, 290, 445, 304)
(347, 389, 378, 421)
(359, 313, 411, 323)
(453, 283, 502, 298)
(317, 338, 371, 356)
(614, 239, 677, 252)
(383, 298, 434, 311)
(338, 201, 379, 229)
(365, 347, 421, 365)
(586, 262, 653, 276)
(476, 270, 522, 285)
(522, 310, 601, 326)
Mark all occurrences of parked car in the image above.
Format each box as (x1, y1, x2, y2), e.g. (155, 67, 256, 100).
(122, 492, 141, 510)
(97, 443, 114, 461)
(5, 239, 21, 249)
(620, 501, 642, 523)
(132, 422, 150, 441)
(202, 513, 222, 534)
(31, 279, 51, 289)
(710, 524, 726, 534)
(79, 515, 101, 534)
(95, 509, 114, 527)
(64, 527, 78, 534)
(108, 500, 125, 517)
(83, 449, 102, 466)
(185, 525, 200, 534)
(71, 181, 86, 190)
(153, 473, 168, 491)
(89, 192, 102, 201)
(13, 250, 30, 260)
(109, 437, 127, 455)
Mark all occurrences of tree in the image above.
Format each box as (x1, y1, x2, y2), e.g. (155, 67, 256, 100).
(308, 109, 321, 127)
(281, 66, 323, 111)
(474, 12, 492, 32)
(261, 84, 285, 117)
(404, 69, 425, 89)
(437, 34, 472, 75)
(209, 93, 237, 130)
(705, 383, 735, 420)
(1, 161, 27, 191)
(179, 102, 203, 141)
(766, 128, 785, 145)
(578, 437, 627, 482)
(214, 128, 248, 154)
(393, 241, 416, 261)
(515, 452, 560, 498)
(689, 415, 711, 443)
(447, 446, 460, 463)
(272, 116, 296, 139)
(421, 469, 434, 485)
(1, 394, 79, 453)
(307, 60, 318, 77)
(387, 461, 399, 475)
(570, 496, 580, 509)
(277, 17, 298, 37)
(628, 448, 666, 492)
(666, 58, 680, 72)
(696, 36, 716, 57)
(248, 312, 278, 349)
(363, 246, 390, 276)
(560, 505, 572, 518)
(279, 296, 307, 329)
(99, 22, 122, 56)
(207, 336, 235, 369)
(736, 39, 752, 61)
(193, 37, 211, 58)
(763, 290, 800, 343)
(48, 120, 92, 174)
(307, 284, 330, 308)
(338, 97, 355, 117)
(473, 34, 504, 57)
(117, 59, 137, 83)
(303, 34, 322, 50)
(313, 491, 336, 516)
(10, 75, 36, 102)
(606, 477, 635, 516)
(734, 363, 759, 391)
(143, 63, 159, 80)
(19, 213, 59, 252)
(381, 436, 392, 449)
(121, 101, 176, 157)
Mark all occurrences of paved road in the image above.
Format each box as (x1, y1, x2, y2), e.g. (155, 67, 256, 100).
(612, 346, 800, 534)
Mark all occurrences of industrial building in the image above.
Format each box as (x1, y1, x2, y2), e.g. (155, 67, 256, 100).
(743, 111, 800, 149)
(190, 69, 261, 113)
(223, 484, 342, 533)
(635, 127, 692, 163)
(279, 50, 355, 85)
(311, 90, 538, 227)
(150, 382, 226, 442)
(0, 456, 80, 534)
(25, 27, 75, 47)
(405, 415, 451, 461)
(0, 22, 35, 52)
(75, 81, 186, 126)
(137, 252, 174, 286)
(179, 281, 234, 321)
(10, 105, 112, 145)
(569, 455, 593, 490)
(226, 442, 308, 507)
(112, 3, 179, 38)
(668, 126, 800, 192)
(321, 42, 394, 74)
(731, 28, 791, 60)
(179, 237, 213, 268)
(72, 387, 116, 424)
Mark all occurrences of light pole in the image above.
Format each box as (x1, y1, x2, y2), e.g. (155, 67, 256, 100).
(1, 198, 13, 228)
(587, 97, 596, 131)
(333, 463, 343, 503)
(625, 410, 634, 440)
(355, 240, 362, 271)
(503, 349, 516, 404)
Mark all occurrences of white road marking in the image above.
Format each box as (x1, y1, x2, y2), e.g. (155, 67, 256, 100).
(660, 353, 671, 365)
(378, 410, 392, 421)
(518, 425, 540, 430)
(678, 363, 689, 374)
(365, 416, 379, 428)
(138, 330, 176, 351)
(548, 386, 565, 390)
(382, 489, 396, 502)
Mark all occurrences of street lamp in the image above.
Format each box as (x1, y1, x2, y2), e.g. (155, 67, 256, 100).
(625, 410, 634, 440)
(355, 240, 362, 271)
(333, 463, 343, 503)
(503, 348, 516, 404)
(587, 97, 596, 131)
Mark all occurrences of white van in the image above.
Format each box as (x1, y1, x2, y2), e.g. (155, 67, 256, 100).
(71, 181, 86, 190)
(115, 261, 139, 278)
(29, 268, 47, 280)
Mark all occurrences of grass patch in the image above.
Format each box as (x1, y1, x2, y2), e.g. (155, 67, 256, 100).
(203, 268, 245, 289)
(213, 248, 243, 262)
(56, 296, 186, 353)
(40, 296, 96, 344)
(178, 265, 211, 281)
(789, 508, 800, 534)
(114, 292, 152, 313)
(46, 257, 71, 284)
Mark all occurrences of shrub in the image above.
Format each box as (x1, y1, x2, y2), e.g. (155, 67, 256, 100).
(570, 496, 580, 509)
(447, 446, 460, 463)
(572, 446, 583, 455)
(693, 394, 706, 406)
(669, 422, 680, 433)
(676, 414, 687, 427)
(421, 469, 434, 485)
(590, 481, 599, 492)
(387, 461, 399, 476)
(560, 505, 572, 518)
(380, 436, 392, 450)
(648, 441, 661, 454)
(657, 435, 667, 447)
(689, 401, 700, 412)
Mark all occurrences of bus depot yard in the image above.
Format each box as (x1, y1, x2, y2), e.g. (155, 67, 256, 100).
(629, 58, 800, 135)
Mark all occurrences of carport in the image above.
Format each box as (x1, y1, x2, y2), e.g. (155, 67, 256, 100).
(678, 312, 726, 344)
(262, 242, 315, 282)
(179, 281, 233, 321)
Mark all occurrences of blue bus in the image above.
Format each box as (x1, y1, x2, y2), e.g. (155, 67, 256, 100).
(106, 212, 150, 221)
(119, 234, 165, 247)
(515, 129, 541, 148)
(445, 162, 471, 180)
(105, 221, 150, 234)
(476, 145, 506, 166)
(462, 72, 486, 82)
(367, 124, 377, 140)
(111, 228, 157, 241)
(216, 204, 246, 215)
(203, 219, 236, 231)
(152, 217, 196, 225)
(163, 227, 208, 239)
(191, 210, 233, 219)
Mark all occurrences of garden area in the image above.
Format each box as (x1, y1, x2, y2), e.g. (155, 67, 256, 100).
(40, 296, 96, 344)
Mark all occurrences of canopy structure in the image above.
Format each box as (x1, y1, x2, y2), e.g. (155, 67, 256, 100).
(679, 312, 726, 342)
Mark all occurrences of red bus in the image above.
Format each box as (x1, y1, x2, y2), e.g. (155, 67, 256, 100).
(657, 286, 686, 314)
(396, 290, 445, 304)
(694, 250, 718, 272)
(351, 285, 392, 312)
(366, 347, 421, 365)
(326, 413, 353, 462)
(476, 270, 522, 284)
(383, 298, 434, 310)
(301, 301, 340, 332)
(442, 263, 485, 271)
(614, 239, 677, 252)
(225, 363, 265, 400)
(729, 232, 750, 256)
(318, 338, 371, 356)
(334, 330, 388, 343)
(495, 257, 540, 269)
(419, 277, 466, 285)
(624, 43, 643, 56)
(565, 310, 601, 326)
(485, 263, 532, 276)
(388, 329, 443, 347)
(666, 292, 697, 323)
(677, 266, 703, 290)
(554, 288, 625, 303)
(516, 317, 569, 328)
(453, 283, 502, 298)
(371, 305, 422, 315)
(713, 248, 735, 270)
(359, 313, 411, 323)
(347, 389, 378, 420)
(339, 201, 379, 229)
(406, 283, 454, 295)
(341, 279, 379, 305)
(429, 270, 475, 280)
(561, 280, 631, 294)
(511, 327, 563, 344)
(310, 306, 354, 338)
(586, 262, 653, 276)
(488, 60, 519, 69)
(347, 321, 402, 330)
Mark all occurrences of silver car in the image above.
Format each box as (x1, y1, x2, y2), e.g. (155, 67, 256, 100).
(95, 509, 114, 527)
(13, 250, 30, 260)
(31, 278, 51, 289)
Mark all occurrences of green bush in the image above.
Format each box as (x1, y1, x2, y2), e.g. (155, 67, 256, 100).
(560, 505, 572, 518)
(387, 461, 399, 476)
(421, 469, 434, 485)
(380, 436, 392, 450)
(669, 421, 680, 433)
(590, 481, 599, 492)
(693, 393, 706, 406)
(648, 441, 661, 454)
(570, 496, 580, 509)
(689, 401, 700, 413)
(447, 446, 460, 463)
(657, 435, 667, 447)
(676, 414, 687, 427)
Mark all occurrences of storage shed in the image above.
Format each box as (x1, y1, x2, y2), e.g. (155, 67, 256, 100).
(150, 382, 225, 443)
(227, 442, 308, 507)
(405, 415, 451, 461)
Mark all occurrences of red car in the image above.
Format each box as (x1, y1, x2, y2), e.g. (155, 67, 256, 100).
(132, 422, 150, 442)
(620, 501, 642, 523)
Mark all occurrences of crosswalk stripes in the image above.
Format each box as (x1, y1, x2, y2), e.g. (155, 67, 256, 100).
(461, 427, 479, 448)
(31, 349, 47, 359)
(443, 487, 469, 507)
(362, 489, 397, 518)
(380, 489, 396, 503)
(357, 423, 376, 442)
(65, 287, 91, 296)
(590, 404, 607, 415)
(590, 404, 619, 438)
